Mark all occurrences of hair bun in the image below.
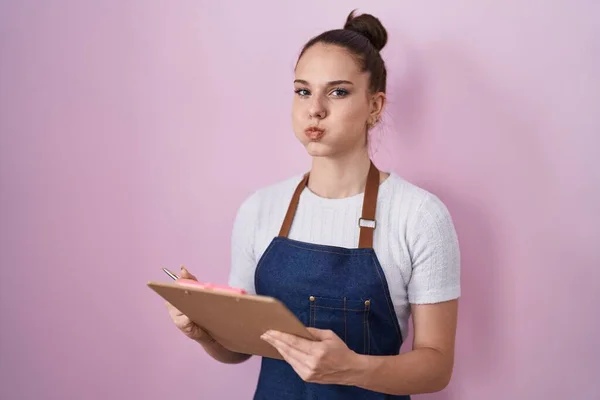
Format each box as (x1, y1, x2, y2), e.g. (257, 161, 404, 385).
(343, 10, 388, 51)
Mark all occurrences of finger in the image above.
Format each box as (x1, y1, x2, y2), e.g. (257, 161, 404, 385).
(165, 302, 183, 315)
(180, 265, 197, 280)
(262, 332, 313, 361)
(177, 316, 195, 331)
(265, 331, 313, 354)
(172, 313, 208, 339)
(306, 327, 336, 340)
(275, 344, 312, 379)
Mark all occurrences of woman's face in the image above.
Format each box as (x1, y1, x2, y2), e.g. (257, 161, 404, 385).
(292, 43, 384, 159)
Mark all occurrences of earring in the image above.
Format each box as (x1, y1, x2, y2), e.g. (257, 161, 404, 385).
(367, 116, 379, 129)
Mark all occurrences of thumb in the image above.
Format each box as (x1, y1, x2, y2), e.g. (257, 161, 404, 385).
(306, 327, 335, 341)
(180, 265, 197, 281)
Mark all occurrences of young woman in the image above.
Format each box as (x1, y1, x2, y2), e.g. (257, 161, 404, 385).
(167, 10, 460, 399)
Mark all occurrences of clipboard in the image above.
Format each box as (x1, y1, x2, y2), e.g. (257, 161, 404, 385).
(147, 280, 314, 360)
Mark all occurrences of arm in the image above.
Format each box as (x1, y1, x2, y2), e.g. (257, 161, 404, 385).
(348, 300, 458, 394)
(263, 301, 458, 395)
(350, 193, 461, 394)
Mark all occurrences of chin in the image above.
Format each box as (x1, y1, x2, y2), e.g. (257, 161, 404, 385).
(304, 141, 338, 157)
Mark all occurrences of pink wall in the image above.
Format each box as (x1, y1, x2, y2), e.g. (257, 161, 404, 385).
(1, 1, 598, 399)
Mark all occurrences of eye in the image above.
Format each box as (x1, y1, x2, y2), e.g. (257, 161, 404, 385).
(330, 88, 349, 97)
(294, 88, 310, 97)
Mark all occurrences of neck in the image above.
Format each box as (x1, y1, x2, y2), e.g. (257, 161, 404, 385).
(307, 147, 372, 199)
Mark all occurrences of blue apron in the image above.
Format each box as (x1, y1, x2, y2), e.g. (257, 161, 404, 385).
(253, 161, 410, 399)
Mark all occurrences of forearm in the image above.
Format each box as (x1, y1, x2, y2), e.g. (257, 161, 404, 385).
(347, 348, 453, 395)
(197, 337, 252, 364)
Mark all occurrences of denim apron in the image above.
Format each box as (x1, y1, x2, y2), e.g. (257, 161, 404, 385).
(253, 161, 410, 400)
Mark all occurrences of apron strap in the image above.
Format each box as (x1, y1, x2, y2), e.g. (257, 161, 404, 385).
(278, 161, 380, 249)
(278, 172, 309, 239)
(358, 161, 380, 248)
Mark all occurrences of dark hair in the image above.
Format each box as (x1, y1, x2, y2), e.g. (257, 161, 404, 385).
(297, 10, 388, 94)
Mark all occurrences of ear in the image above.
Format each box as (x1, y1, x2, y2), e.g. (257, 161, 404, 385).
(368, 91, 386, 125)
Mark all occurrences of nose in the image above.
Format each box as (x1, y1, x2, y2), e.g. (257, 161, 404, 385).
(308, 97, 327, 120)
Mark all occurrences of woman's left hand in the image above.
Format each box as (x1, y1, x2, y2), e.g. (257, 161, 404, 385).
(261, 328, 361, 385)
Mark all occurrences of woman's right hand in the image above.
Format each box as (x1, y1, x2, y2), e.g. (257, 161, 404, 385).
(165, 266, 216, 344)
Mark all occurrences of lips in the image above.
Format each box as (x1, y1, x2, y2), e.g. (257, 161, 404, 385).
(305, 127, 325, 141)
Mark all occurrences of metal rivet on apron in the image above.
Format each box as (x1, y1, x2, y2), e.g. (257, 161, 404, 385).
(364, 299, 371, 307)
(309, 296, 315, 302)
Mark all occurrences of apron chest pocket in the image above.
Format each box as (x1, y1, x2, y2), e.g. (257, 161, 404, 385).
(308, 295, 371, 355)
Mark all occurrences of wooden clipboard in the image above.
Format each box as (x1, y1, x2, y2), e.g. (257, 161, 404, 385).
(147, 281, 313, 360)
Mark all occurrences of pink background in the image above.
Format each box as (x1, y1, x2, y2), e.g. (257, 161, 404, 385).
(1, 1, 599, 399)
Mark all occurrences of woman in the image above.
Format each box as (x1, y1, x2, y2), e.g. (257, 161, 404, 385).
(167, 10, 460, 399)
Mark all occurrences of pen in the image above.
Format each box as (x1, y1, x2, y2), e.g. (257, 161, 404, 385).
(162, 267, 180, 280)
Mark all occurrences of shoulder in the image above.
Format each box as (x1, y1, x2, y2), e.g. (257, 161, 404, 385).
(384, 173, 450, 216)
(383, 173, 456, 239)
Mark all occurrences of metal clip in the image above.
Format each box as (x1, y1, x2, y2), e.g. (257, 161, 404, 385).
(358, 218, 376, 229)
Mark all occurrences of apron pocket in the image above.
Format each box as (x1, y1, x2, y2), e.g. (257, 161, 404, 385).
(307, 295, 371, 355)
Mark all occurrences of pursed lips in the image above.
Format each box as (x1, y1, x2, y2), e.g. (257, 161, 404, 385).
(305, 127, 325, 141)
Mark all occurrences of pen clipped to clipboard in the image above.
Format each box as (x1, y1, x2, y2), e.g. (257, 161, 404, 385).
(161, 267, 247, 294)
(162, 267, 180, 280)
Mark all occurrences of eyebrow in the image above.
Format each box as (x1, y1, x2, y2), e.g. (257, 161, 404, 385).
(294, 79, 354, 86)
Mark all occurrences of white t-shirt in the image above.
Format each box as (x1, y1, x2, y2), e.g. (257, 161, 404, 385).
(228, 172, 461, 340)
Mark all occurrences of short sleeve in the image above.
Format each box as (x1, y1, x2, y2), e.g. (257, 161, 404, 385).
(407, 193, 461, 304)
(227, 192, 261, 294)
